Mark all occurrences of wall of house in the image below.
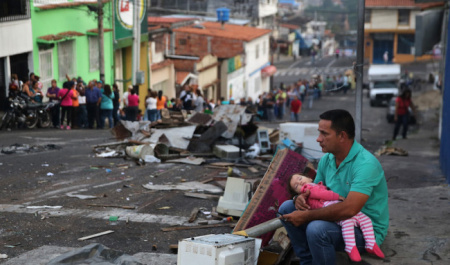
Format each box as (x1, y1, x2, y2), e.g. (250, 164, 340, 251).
(244, 35, 271, 99)
(196, 54, 218, 92)
(0, 20, 33, 58)
(151, 65, 175, 99)
(30, 2, 114, 89)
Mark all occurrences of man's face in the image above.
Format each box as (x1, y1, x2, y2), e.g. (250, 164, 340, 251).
(97, 83, 102, 88)
(51, 81, 57, 88)
(317, 119, 340, 154)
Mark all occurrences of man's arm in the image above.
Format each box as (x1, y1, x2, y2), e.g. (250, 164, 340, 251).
(282, 191, 369, 226)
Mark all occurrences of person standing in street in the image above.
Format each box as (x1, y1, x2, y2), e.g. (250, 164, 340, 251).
(393, 89, 416, 140)
(126, 88, 139, 121)
(46, 79, 60, 128)
(290, 95, 302, 122)
(99, 84, 115, 129)
(278, 109, 389, 265)
(57, 81, 75, 130)
(85, 80, 102, 129)
(112, 84, 120, 126)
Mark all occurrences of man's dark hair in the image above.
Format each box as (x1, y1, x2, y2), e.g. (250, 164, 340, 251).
(319, 109, 355, 139)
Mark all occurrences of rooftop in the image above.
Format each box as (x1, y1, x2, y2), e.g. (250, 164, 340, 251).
(173, 22, 271, 42)
(365, 0, 444, 9)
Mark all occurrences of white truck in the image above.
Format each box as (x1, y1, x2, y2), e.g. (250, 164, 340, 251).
(368, 64, 401, 106)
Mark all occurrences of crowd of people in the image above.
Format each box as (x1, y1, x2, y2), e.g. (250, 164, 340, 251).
(7, 69, 355, 130)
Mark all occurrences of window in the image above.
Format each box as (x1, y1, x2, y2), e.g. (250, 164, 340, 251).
(89, 36, 99, 72)
(39, 49, 53, 91)
(365, 10, 371, 23)
(263, 41, 266, 55)
(255, 44, 260, 59)
(58, 40, 76, 81)
(398, 9, 410, 25)
(0, 0, 29, 22)
(397, 34, 415, 54)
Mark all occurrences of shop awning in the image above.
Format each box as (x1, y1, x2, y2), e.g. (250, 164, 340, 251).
(261, 65, 277, 77)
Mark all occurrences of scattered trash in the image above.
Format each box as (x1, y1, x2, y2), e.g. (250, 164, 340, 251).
(66, 191, 97, 200)
(142, 181, 223, 194)
(165, 156, 205, 165)
(78, 231, 114, 241)
(375, 146, 408, 156)
(109, 216, 119, 225)
(46, 243, 142, 265)
(126, 144, 154, 160)
(26, 205, 62, 209)
(1, 143, 62, 155)
(0, 254, 8, 259)
(41, 163, 49, 167)
(158, 206, 171, 210)
(245, 143, 261, 158)
(143, 155, 161, 163)
(47, 172, 54, 176)
(105, 169, 112, 173)
(88, 204, 136, 210)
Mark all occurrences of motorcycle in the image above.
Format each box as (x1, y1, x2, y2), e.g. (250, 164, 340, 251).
(1, 94, 55, 130)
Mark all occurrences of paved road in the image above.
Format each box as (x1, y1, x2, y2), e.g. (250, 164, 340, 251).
(0, 60, 446, 264)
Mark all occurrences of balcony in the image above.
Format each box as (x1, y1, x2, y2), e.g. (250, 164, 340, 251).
(0, 0, 30, 23)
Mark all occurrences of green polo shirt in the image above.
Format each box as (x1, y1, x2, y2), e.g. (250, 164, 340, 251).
(315, 140, 389, 245)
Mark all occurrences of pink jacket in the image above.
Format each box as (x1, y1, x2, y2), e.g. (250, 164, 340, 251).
(301, 182, 340, 210)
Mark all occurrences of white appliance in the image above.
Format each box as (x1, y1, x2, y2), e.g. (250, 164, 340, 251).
(177, 234, 259, 265)
(279, 122, 324, 160)
(217, 177, 251, 217)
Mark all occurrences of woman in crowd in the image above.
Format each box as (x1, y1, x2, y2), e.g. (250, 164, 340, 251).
(99, 84, 115, 129)
(146, 90, 158, 122)
(156, 90, 166, 119)
(112, 84, 120, 126)
(58, 81, 76, 130)
(126, 88, 139, 121)
(194, 89, 205, 112)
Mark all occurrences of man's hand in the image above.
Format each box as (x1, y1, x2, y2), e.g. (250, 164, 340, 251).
(294, 189, 310, 210)
(280, 210, 309, 227)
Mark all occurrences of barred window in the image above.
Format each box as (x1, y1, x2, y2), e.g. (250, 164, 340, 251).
(58, 40, 76, 81)
(89, 36, 99, 72)
(398, 10, 410, 25)
(39, 49, 53, 90)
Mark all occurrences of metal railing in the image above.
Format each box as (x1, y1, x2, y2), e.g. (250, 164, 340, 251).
(0, 0, 30, 22)
(33, 0, 97, 6)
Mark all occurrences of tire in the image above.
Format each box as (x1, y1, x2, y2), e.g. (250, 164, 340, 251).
(25, 110, 38, 129)
(38, 111, 52, 128)
(0, 112, 13, 130)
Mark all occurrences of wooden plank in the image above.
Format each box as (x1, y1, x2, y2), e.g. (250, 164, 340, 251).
(188, 207, 199, 223)
(78, 230, 114, 241)
(184, 192, 220, 200)
(248, 167, 259, 173)
(161, 223, 235, 232)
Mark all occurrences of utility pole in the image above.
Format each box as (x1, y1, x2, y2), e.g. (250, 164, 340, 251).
(97, 0, 105, 83)
(355, 0, 365, 142)
(131, 0, 141, 92)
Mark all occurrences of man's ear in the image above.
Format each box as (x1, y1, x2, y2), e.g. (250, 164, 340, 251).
(339, 130, 348, 141)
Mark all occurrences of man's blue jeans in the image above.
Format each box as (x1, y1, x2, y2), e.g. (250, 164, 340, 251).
(279, 200, 367, 265)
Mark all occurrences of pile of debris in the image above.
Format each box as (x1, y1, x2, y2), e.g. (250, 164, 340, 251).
(93, 105, 280, 164)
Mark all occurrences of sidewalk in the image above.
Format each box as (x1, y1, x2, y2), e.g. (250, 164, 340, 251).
(355, 108, 449, 264)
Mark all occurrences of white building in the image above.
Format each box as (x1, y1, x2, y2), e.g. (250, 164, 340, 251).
(0, 0, 33, 109)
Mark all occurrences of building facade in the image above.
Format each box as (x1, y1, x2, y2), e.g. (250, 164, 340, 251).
(31, 0, 114, 97)
(0, 0, 33, 109)
(364, 0, 444, 64)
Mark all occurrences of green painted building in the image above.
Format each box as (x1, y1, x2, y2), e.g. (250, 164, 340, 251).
(30, 0, 114, 96)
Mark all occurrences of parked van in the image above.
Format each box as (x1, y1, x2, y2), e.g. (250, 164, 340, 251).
(368, 64, 401, 106)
